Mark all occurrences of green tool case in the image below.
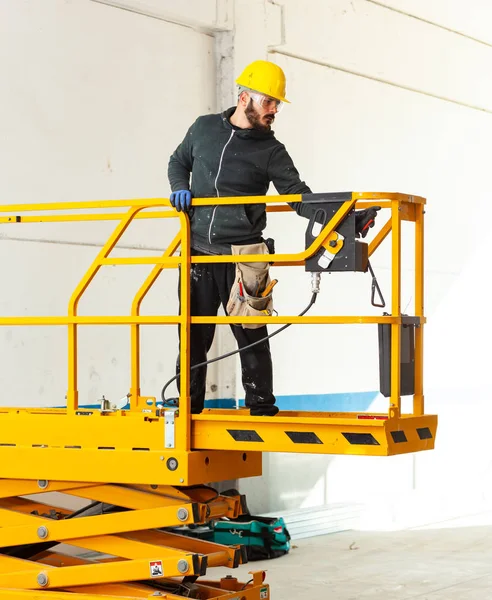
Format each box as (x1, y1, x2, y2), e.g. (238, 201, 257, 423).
(212, 515, 291, 561)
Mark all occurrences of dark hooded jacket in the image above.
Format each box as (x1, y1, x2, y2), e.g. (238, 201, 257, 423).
(168, 107, 312, 253)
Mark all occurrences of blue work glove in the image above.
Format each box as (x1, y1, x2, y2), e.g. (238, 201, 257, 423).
(170, 190, 192, 213)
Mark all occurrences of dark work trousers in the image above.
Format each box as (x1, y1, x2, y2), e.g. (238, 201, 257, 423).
(176, 251, 275, 414)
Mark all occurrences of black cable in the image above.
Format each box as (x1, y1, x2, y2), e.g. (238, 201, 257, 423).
(160, 292, 318, 405)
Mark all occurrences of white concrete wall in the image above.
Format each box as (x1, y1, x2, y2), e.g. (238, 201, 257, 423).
(2, 0, 492, 531)
(0, 0, 217, 406)
(238, 0, 492, 529)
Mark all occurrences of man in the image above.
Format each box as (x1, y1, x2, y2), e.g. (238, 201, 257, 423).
(168, 60, 377, 417)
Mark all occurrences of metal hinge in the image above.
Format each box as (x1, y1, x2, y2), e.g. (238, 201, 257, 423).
(164, 409, 177, 449)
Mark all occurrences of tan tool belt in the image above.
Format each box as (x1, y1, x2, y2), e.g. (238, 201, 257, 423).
(226, 242, 274, 329)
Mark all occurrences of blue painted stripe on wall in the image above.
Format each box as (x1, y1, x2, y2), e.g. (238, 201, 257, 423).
(203, 398, 236, 409)
(61, 392, 379, 412)
(204, 391, 379, 412)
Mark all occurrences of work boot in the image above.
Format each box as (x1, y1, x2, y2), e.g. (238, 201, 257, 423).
(355, 206, 381, 238)
(246, 391, 279, 417)
(249, 404, 279, 417)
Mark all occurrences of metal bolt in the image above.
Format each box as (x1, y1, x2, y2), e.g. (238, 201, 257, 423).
(177, 559, 189, 574)
(166, 457, 178, 471)
(37, 480, 49, 490)
(159, 456, 164, 461)
(177, 508, 189, 522)
(37, 526, 49, 539)
(37, 573, 49, 587)
(179, 478, 184, 483)
(152, 593, 163, 597)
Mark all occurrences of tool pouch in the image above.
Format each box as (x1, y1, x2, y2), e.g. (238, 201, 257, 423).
(213, 515, 291, 560)
(226, 242, 273, 329)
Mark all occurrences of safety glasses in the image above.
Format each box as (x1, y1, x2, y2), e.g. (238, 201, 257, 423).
(248, 91, 284, 113)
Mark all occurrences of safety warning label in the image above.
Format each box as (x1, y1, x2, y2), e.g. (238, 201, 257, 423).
(149, 560, 163, 577)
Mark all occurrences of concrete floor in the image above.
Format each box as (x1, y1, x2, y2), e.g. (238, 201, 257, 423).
(213, 525, 492, 599)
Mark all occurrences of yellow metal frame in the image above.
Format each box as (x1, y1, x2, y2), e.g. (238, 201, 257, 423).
(0, 192, 435, 598)
(0, 192, 435, 469)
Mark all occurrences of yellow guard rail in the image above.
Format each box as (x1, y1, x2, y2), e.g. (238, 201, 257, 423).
(0, 193, 436, 487)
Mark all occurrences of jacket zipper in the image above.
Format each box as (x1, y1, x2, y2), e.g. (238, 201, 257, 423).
(208, 129, 235, 244)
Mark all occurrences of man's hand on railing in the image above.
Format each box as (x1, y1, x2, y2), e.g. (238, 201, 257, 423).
(170, 190, 192, 213)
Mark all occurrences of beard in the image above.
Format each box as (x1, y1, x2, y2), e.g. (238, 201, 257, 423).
(245, 99, 275, 131)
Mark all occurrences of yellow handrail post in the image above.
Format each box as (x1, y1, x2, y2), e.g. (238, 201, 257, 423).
(390, 199, 402, 419)
(176, 213, 192, 451)
(414, 202, 425, 416)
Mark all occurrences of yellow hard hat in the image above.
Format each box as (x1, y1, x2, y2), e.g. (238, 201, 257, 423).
(235, 60, 290, 103)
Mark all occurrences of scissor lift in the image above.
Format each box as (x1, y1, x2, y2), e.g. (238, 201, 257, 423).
(0, 192, 436, 598)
